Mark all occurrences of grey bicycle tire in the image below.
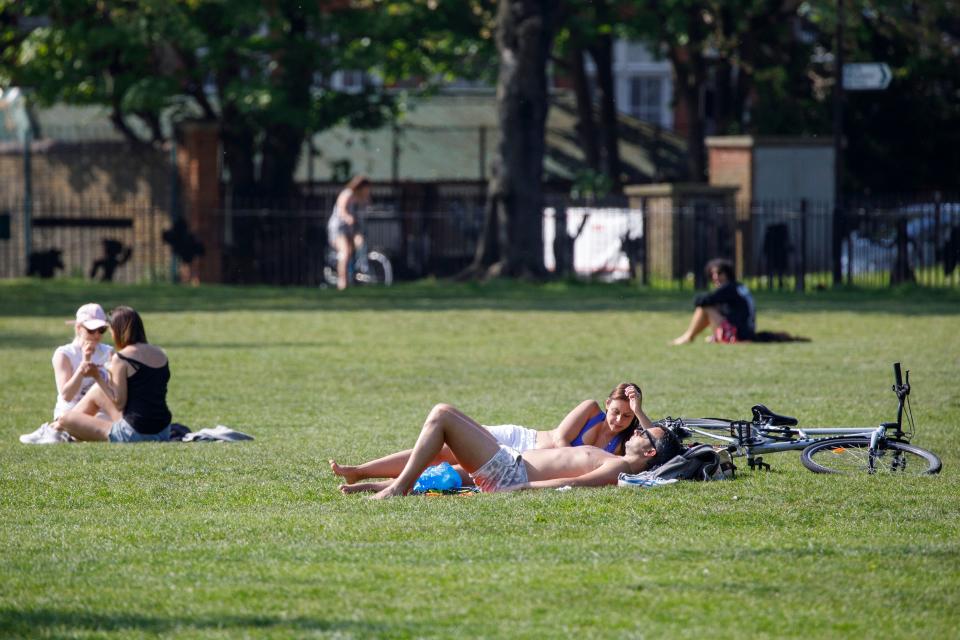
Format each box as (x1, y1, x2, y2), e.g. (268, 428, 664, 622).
(365, 250, 393, 286)
(800, 438, 942, 475)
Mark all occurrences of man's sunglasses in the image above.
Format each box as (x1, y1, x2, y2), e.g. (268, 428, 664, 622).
(86, 326, 107, 335)
(638, 428, 657, 450)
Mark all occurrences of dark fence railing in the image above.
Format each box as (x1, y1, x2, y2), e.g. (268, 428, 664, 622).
(0, 196, 173, 282)
(211, 193, 960, 289)
(2, 183, 957, 289)
(0, 135, 177, 282)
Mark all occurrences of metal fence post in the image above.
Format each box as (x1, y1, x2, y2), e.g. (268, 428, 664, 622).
(641, 197, 650, 286)
(22, 129, 32, 275)
(169, 140, 180, 283)
(796, 199, 807, 292)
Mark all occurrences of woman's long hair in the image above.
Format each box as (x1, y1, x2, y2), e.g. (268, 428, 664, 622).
(109, 306, 148, 348)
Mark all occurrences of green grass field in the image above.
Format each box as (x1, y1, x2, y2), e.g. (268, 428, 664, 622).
(1, 279, 958, 639)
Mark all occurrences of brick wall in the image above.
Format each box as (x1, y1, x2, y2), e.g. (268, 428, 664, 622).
(0, 140, 174, 280)
(707, 145, 751, 205)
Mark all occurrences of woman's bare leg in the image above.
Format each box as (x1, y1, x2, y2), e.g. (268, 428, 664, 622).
(335, 235, 354, 290)
(671, 306, 724, 345)
(53, 384, 122, 441)
(56, 410, 111, 441)
(371, 404, 502, 499)
(72, 383, 122, 421)
(330, 445, 458, 483)
(340, 480, 391, 494)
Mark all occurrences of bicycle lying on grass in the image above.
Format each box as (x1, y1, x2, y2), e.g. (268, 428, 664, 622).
(660, 363, 942, 475)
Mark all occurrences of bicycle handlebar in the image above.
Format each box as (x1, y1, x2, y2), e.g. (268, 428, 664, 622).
(894, 362, 903, 387)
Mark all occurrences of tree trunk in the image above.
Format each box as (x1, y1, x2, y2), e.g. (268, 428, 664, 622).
(217, 7, 313, 200)
(569, 45, 600, 171)
(669, 46, 708, 182)
(469, 0, 559, 278)
(589, 33, 621, 190)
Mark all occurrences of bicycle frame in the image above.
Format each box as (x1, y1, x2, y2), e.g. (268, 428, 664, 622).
(665, 363, 915, 472)
(675, 420, 891, 467)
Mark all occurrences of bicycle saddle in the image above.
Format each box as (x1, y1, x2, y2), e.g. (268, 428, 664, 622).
(751, 404, 798, 426)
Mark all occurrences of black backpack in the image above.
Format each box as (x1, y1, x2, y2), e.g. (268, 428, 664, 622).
(651, 444, 736, 481)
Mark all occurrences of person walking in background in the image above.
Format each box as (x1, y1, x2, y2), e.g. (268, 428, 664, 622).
(51, 306, 173, 443)
(671, 258, 756, 345)
(327, 175, 372, 290)
(20, 303, 114, 444)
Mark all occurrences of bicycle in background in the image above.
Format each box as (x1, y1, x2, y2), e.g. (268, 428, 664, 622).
(323, 242, 393, 287)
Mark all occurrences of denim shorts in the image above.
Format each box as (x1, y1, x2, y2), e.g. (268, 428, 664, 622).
(108, 418, 171, 443)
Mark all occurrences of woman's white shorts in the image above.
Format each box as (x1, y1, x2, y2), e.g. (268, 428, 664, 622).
(483, 424, 538, 452)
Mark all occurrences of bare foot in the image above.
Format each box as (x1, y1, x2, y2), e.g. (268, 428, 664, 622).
(370, 482, 408, 500)
(670, 335, 693, 345)
(340, 480, 390, 495)
(329, 459, 362, 484)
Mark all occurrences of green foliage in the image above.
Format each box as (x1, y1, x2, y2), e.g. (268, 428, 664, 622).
(620, 0, 959, 191)
(570, 168, 613, 200)
(0, 0, 493, 195)
(1, 280, 959, 637)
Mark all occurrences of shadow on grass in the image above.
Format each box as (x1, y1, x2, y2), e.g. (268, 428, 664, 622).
(0, 331, 61, 350)
(0, 607, 418, 637)
(2, 278, 958, 318)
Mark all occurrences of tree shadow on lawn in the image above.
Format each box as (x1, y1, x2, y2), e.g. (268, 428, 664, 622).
(2, 279, 958, 318)
(0, 607, 423, 637)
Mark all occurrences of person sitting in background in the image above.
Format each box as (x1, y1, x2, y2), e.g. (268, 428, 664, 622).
(671, 258, 756, 345)
(20, 303, 114, 444)
(53, 306, 173, 443)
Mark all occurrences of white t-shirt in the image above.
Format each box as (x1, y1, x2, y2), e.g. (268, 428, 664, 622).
(52, 341, 114, 419)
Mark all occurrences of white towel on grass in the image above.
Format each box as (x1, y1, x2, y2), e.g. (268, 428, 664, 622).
(182, 425, 254, 442)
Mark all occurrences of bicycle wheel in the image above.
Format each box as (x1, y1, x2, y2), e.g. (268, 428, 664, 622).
(801, 438, 941, 475)
(360, 250, 393, 286)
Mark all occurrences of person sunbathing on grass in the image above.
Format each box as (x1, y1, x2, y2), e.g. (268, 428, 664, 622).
(343, 403, 680, 498)
(330, 383, 654, 485)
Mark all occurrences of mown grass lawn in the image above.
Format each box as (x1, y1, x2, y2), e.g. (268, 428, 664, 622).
(1, 279, 958, 639)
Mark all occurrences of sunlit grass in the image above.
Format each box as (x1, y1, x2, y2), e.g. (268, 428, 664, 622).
(1, 279, 958, 638)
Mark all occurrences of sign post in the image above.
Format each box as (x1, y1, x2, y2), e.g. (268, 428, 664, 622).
(843, 63, 892, 91)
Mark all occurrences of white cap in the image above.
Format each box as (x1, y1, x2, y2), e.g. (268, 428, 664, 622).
(72, 303, 108, 331)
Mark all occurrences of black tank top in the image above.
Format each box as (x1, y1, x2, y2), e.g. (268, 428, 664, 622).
(117, 353, 172, 434)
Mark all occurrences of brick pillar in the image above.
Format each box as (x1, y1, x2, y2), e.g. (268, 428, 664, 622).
(626, 183, 738, 283)
(176, 121, 222, 283)
(706, 136, 753, 278)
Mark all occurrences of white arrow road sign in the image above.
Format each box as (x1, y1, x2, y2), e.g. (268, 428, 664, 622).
(843, 63, 892, 90)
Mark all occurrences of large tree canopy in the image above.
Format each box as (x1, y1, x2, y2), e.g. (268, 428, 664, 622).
(622, 0, 960, 191)
(0, 0, 494, 197)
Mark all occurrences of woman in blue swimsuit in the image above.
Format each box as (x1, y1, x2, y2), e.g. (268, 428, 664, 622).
(330, 382, 654, 485)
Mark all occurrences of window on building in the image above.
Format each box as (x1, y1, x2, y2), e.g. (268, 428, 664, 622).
(628, 76, 662, 124)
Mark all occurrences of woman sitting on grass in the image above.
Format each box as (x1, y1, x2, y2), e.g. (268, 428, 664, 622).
(52, 306, 173, 443)
(20, 303, 115, 444)
(330, 382, 653, 486)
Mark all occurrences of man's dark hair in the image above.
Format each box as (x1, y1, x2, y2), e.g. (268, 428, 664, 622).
(649, 427, 682, 468)
(704, 258, 735, 281)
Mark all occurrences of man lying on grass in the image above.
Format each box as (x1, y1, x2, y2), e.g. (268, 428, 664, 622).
(344, 403, 681, 499)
